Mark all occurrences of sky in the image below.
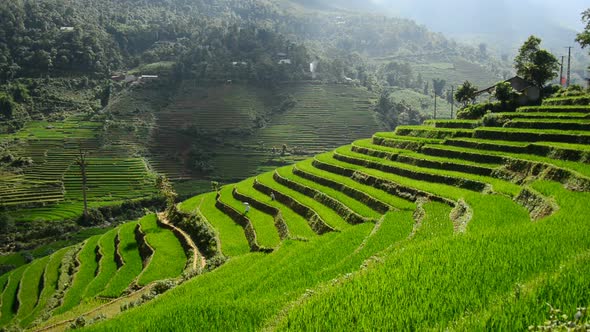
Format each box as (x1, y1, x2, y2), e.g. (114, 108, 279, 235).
(324, 0, 588, 55)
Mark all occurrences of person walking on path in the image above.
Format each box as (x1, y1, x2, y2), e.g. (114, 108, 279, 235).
(243, 202, 250, 214)
(270, 192, 276, 201)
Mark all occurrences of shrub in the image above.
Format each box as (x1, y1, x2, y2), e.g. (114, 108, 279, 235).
(457, 101, 517, 119)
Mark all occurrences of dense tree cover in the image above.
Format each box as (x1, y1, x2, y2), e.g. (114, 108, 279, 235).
(576, 9, 590, 51)
(374, 91, 423, 129)
(514, 36, 559, 88)
(0, 0, 494, 84)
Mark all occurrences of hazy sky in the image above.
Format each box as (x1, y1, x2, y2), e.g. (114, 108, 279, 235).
(370, 0, 587, 31)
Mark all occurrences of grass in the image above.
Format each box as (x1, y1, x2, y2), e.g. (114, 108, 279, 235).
(354, 138, 500, 168)
(218, 185, 281, 248)
(425, 143, 590, 179)
(137, 214, 187, 286)
(277, 165, 381, 220)
(84, 229, 119, 299)
(0, 265, 27, 327)
(84, 208, 414, 331)
(296, 158, 416, 211)
(275, 182, 586, 330)
(101, 222, 143, 298)
(20, 247, 70, 327)
(314, 152, 471, 201)
(180, 193, 251, 257)
(256, 171, 350, 231)
(15, 256, 50, 321)
(234, 178, 318, 239)
(53, 235, 101, 315)
(335, 146, 521, 196)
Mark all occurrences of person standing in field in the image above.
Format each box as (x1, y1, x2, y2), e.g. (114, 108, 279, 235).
(270, 192, 275, 201)
(243, 202, 250, 214)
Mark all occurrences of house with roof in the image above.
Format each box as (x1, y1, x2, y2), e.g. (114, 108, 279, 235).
(475, 76, 540, 104)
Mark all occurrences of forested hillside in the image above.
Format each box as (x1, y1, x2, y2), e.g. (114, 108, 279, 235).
(0, 0, 509, 267)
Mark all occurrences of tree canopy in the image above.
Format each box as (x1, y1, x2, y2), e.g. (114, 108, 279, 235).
(576, 9, 590, 53)
(514, 35, 559, 88)
(455, 81, 477, 107)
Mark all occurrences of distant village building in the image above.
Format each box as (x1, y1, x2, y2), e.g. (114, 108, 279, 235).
(476, 76, 540, 104)
(60, 27, 75, 32)
(278, 59, 292, 65)
(231, 61, 248, 66)
(139, 75, 158, 80)
(276, 52, 287, 58)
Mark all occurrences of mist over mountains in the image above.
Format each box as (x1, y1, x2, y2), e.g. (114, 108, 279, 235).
(294, 0, 588, 58)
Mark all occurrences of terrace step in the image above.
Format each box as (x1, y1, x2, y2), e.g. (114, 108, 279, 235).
(423, 119, 481, 129)
(218, 186, 281, 249)
(332, 148, 489, 192)
(234, 178, 318, 239)
(255, 172, 342, 232)
(542, 96, 590, 106)
(273, 168, 374, 225)
(311, 156, 455, 207)
(372, 133, 443, 151)
(504, 119, 590, 131)
(351, 143, 496, 176)
(232, 188, 291, 240)
(394, 126, 474, 140)
(518, 105, 590, 113)
(214, 192, 273, 253)
(473, 127, 590, 144)
(292, 163, 392, 214)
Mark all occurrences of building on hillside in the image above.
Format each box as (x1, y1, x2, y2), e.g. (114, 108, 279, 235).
(278, 59, 292, 65)
(475, 76, 540, 104)
(60, 27, 75, 32)
(232, 61, 248, 66)
(139, 75, 158, 80)
(276, 52, 287, 58)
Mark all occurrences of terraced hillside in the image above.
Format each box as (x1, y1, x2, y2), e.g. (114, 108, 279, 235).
(3, 95, 590, 331)
(0, 115, 159, 221)
(0, 214, 191, 330)
(148, 83, 380, 189)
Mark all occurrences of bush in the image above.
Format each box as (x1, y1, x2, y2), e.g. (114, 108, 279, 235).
(457, 101, 517, 119)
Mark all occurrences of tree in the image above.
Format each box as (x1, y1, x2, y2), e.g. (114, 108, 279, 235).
(455, 81, 478, 107)
(432, 78, 446, 97)
(494, 81, 514, 104)
(514, 35, 559, 88)
(576, 9, 590, 51)
(76, 150, 89, 222)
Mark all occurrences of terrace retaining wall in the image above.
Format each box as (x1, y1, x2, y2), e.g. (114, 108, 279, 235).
(253, 179, 334, 235)
(232, 188, 290, 240)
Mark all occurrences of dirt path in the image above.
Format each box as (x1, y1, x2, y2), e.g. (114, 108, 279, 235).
(157, 212, 206, 271)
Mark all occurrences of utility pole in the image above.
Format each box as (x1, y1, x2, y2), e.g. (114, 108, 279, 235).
(451, 86, 455, 119)
(433, 93, 437, 120)
(76, 150, 89, 222)
(566, 46, 572, 87)
(560, 56, 565, 86)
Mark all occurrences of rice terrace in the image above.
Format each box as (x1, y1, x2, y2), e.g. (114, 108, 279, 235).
(1, 0, 590, 331)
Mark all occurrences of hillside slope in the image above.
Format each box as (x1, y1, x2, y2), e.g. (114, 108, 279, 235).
(2, 95, 588, 330)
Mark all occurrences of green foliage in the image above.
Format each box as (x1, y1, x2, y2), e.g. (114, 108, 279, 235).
(455, 81, 478, 107)
(101, 222, 142, 297)
(457, 101, 516, 120)
(576, 9, 590, 52)
(432, 78, 446, 97)
(137, 214, 186, 286)
(494, 81, 514, 104)
(0, 92, 15, 118)
(514, 36, 559, 88)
